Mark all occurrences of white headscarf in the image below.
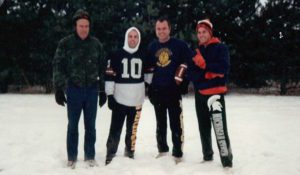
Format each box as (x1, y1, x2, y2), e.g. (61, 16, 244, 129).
(123, 27, 141, 54)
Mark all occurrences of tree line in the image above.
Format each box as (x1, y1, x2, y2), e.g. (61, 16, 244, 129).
(0, 0, 299, 94)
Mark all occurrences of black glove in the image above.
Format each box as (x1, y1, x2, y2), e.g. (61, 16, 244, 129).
(55, 89, 67, 106)
(179, 79, 189, 95)
(107, 95, 117, 110)
(145, 82, 150, 96)
(99, 92, 107, 107)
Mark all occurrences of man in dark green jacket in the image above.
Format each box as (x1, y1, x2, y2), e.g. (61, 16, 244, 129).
(53, 9, 106, 169)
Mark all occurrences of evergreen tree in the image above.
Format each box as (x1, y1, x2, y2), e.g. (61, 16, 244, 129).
(259, 0, 300, 94)
(0, 0, 299, 94)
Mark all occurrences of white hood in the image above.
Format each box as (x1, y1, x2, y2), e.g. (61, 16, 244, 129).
(123, 27, 141, 54)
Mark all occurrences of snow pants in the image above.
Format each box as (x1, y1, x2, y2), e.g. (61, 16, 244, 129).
(153, 101, 184, 158)
(195, 93, 233, 167)
(106, 103, 142, 157)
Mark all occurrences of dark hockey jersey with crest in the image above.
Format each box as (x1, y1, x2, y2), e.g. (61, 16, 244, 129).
(147, 38, 192, 90)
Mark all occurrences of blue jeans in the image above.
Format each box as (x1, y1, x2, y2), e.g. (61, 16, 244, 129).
(66, 84, 98, 161)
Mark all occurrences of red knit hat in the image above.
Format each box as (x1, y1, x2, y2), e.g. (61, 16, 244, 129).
(196, 19, 213, 36)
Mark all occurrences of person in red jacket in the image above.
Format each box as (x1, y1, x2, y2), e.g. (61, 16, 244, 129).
(187, 19, 233, 168)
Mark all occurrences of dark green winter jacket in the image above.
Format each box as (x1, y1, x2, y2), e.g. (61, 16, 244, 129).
(53, 33, 106, 91)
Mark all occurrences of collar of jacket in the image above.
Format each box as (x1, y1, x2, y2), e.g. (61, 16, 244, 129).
(199, 37, 221, 47)
(74, 32, 91, 41)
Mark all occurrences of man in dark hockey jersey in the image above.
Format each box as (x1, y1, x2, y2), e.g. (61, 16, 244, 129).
(147, 17, 192, 163)
(104, 27, 152, 165)
(187, 19, 233, 168)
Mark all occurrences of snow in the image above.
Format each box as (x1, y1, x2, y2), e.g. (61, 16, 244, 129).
(0, 94, 300, 175)
(260, 0, 268, 6)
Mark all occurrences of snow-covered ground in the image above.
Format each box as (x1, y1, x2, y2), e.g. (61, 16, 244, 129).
(0, 94, 299, 175)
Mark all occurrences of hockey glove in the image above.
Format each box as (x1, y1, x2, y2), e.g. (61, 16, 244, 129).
(107, 95, 117, 110)
(193, 49, 206, 69)
(99, 91, 107, 107)
(55, 89, 67, 106)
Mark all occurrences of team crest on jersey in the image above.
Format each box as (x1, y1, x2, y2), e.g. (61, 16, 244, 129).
(156, 48, 172, 67)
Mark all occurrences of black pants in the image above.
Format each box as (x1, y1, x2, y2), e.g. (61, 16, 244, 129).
(152, 99, 184, 158)
(106, 103, 142, 157)
(195, 93, 233, 166)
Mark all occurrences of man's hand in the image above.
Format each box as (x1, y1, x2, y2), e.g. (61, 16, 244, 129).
(99, 92, 107, 107)
(107, 95, 117, 110)
(55, 90, 67, 106)
(175, 64, 187, 85)
(193, 49, 206, 69)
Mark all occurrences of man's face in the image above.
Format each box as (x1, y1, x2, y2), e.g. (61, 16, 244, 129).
(155, 20, 171, 43)
(197, 27, 211, 45)
(127, 30, 139, 48)
(76, 19, 90, 40)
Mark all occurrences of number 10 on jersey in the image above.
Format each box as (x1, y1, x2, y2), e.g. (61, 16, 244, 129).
(121, 58, 142, 79)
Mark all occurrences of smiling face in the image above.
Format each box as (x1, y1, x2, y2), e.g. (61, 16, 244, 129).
(155, 20, 171, 43)
(127, 29, 139, 48)
(75, 19, 90, 40)
(197, 26, 212, 45)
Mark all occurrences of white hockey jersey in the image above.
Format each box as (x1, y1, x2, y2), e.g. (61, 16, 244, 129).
(105, 27, 153, 107)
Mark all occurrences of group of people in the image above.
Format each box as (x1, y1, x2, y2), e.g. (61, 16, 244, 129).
(52, 9, 233, 169)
